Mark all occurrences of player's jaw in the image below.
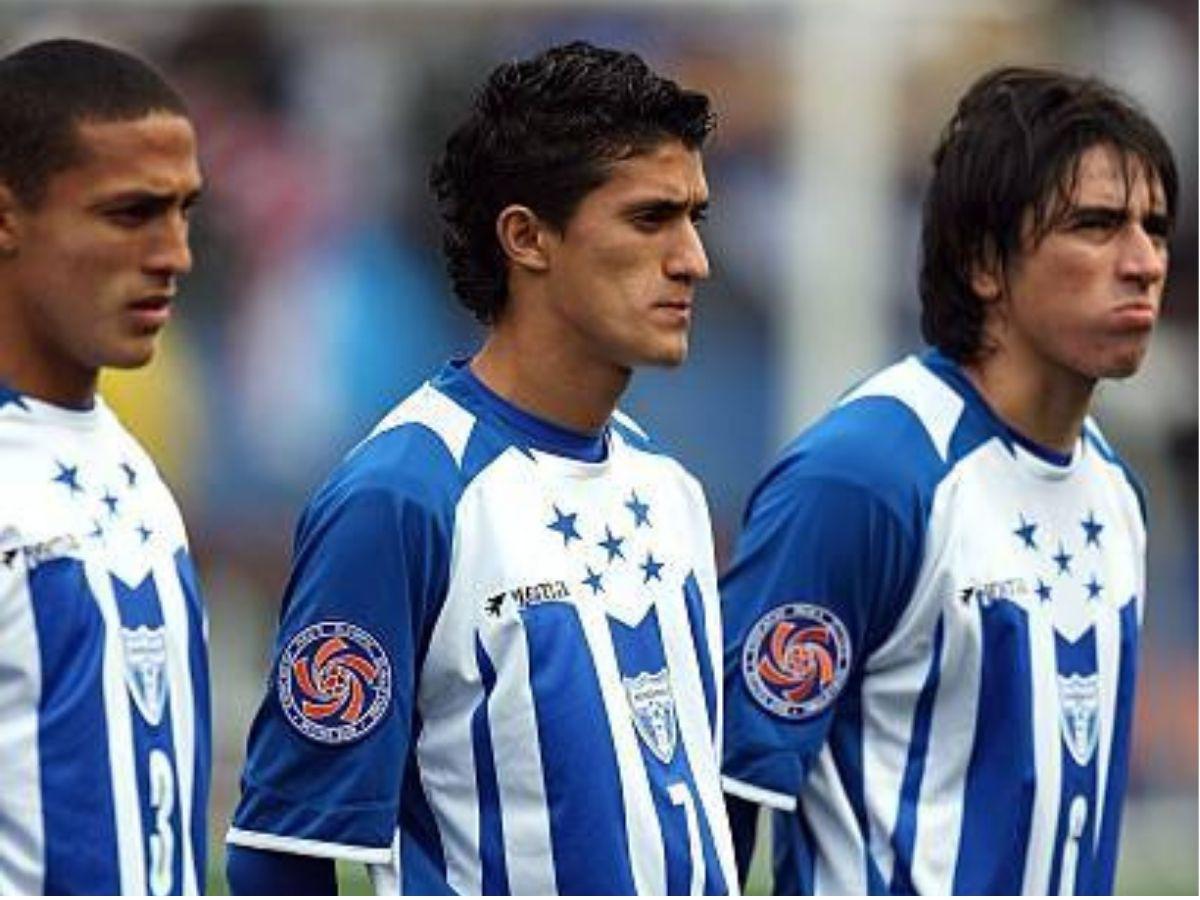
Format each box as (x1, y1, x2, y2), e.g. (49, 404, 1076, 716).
(641, 293, 694, 365)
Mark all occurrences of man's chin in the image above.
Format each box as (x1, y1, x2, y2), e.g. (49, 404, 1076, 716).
(1097, 348, 1150, 380)
(640, 339, 690, 369)
(104, 339, 160, 371)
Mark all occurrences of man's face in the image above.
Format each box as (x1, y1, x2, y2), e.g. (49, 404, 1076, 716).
(541, 139, 710, 371)
(995, 142, 1169, 382)
(3, 113, 201, 399)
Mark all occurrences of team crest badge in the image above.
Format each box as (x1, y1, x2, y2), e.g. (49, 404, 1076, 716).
(122, 626, 168, 726)
(742, 603, 851, 721)
(624, 668, 678, 764)
(278, 621, 392, 745)
(1058, 672, 1101, 766)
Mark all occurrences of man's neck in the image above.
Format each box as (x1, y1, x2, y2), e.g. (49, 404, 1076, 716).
(470, 324, 630, 435)
(0, 325, 96, 409)
(962, 347, 1094, 454)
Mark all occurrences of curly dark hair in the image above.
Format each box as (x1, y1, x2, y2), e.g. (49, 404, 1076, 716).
(920, 66, 1178, 363)
(0, 38, 188, 207)
(429, 40, 715, 323)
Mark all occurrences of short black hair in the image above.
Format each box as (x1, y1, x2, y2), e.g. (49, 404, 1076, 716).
(430, 40, 715, 324)
(0, 38, 189, 206)
(919, 66, 1178, 363)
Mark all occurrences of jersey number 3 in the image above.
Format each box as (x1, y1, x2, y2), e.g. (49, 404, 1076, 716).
(148, 749, 176, 895)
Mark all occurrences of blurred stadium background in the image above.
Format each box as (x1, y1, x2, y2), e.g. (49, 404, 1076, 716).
(2, 0, 1192, 892)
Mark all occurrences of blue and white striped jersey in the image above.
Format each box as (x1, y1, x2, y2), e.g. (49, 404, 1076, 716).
(721, 352, 1145, 895)
(0, 387, 211, 895)
(228, 360, 738, 894)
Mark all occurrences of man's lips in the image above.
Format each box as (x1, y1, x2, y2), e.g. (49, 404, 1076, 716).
(653, 298, 693, 320)
(125, 296, 173, 329)
(1110, 302, 1156, 330)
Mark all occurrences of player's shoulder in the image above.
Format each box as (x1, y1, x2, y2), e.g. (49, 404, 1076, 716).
(319, 378, 478, 513)
(761, 355, 973, 515)
(611, 407, 705, 495)
(1082, 416, 1147, 523)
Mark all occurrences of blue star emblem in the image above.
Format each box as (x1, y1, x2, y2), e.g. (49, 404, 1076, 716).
(1052, 542, 1072, 575)
(1081, 512, 1104, 548)
(53, 461, 83, 495)
(1086, 575, 1103, 601)
(1035, 579, 1052, 604)
(0, 385, 29, 412)
(626, 491, 651, 528)
(136, 523, 153, 544)
(100, 490, 120, 517)
(88, 519, 105, 541)
(547, 505, 581, 546)
(1013, 514, 1038, 550)
(121, 461, 138, 488)
(598, 526, 626, 563)
(640, 551, 664, 583)
(582, 565, 605, 595)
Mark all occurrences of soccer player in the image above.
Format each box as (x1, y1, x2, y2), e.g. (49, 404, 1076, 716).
(721, 67, 1176, 895)
(226, 41, 738, 894)
(0, 39, 209, 894)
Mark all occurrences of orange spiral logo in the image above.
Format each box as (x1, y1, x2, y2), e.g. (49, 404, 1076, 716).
(279, 621, 392, 744)
(742, 603, 851, 720)
(293, 637, 379, 724)
(757, 622, 836, 702)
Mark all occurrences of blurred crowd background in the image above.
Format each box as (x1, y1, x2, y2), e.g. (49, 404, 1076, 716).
(3, 0, 1193, 892)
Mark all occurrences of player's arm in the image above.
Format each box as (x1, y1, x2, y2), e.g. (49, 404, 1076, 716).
(226, 845, 337, 895)
(227, 429, 456, 893)
(724, 793, 761, 879)
(720, 459, 918, 886)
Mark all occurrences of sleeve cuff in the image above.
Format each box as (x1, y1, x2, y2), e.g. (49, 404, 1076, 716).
(226, 827, 393, 865)
(722, 775, 797, 812)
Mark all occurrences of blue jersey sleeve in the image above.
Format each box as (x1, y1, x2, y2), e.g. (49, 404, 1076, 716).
(230, 426, 458, 859)
(721, 447, 920, 807)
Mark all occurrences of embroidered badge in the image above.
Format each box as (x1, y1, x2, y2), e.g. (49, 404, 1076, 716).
(742, 603, 851, 721)
(624, 668, 678, 764)
(122, 626, 168, 726)
(278, 621, 392, 745)
(1058, 672, 1101, 766)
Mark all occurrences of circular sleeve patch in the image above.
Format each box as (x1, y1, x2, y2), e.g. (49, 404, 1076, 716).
(741, 603, 852, 721)
(278, 621, 392, 745)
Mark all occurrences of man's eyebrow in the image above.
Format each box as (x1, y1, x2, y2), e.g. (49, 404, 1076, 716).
(623, 196, 709, 215)
(92, 186, 204, 209)
(1066, 203, 1171, 225)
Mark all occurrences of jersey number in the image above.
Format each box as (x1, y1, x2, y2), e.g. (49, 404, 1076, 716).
(148, 749, 176, 895)
(668, 781, 706, 894)
(1057, 795, 1088, 897)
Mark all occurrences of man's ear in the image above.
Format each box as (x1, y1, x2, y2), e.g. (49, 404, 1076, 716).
(969, 240, 1004, 302)
(496, 204, 551, 273)
(0, 185, 21, 258)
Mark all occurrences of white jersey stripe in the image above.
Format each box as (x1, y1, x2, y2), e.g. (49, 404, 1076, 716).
(575, 600, 665, 894)
(483, 625, 555, 893)
(803, 747, 865, 894)
(1022, 597, 1063, 893)
(658, 582, 739, 889)
(155, 556, 197, 894)
(910, 583, 980, 893)
(415, 667, 482, 893)
(0, 573, 44, 894)
(85, 561, 147, 894)
(861, 622, 939, 887)
(1092, 596, 1126, 861)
